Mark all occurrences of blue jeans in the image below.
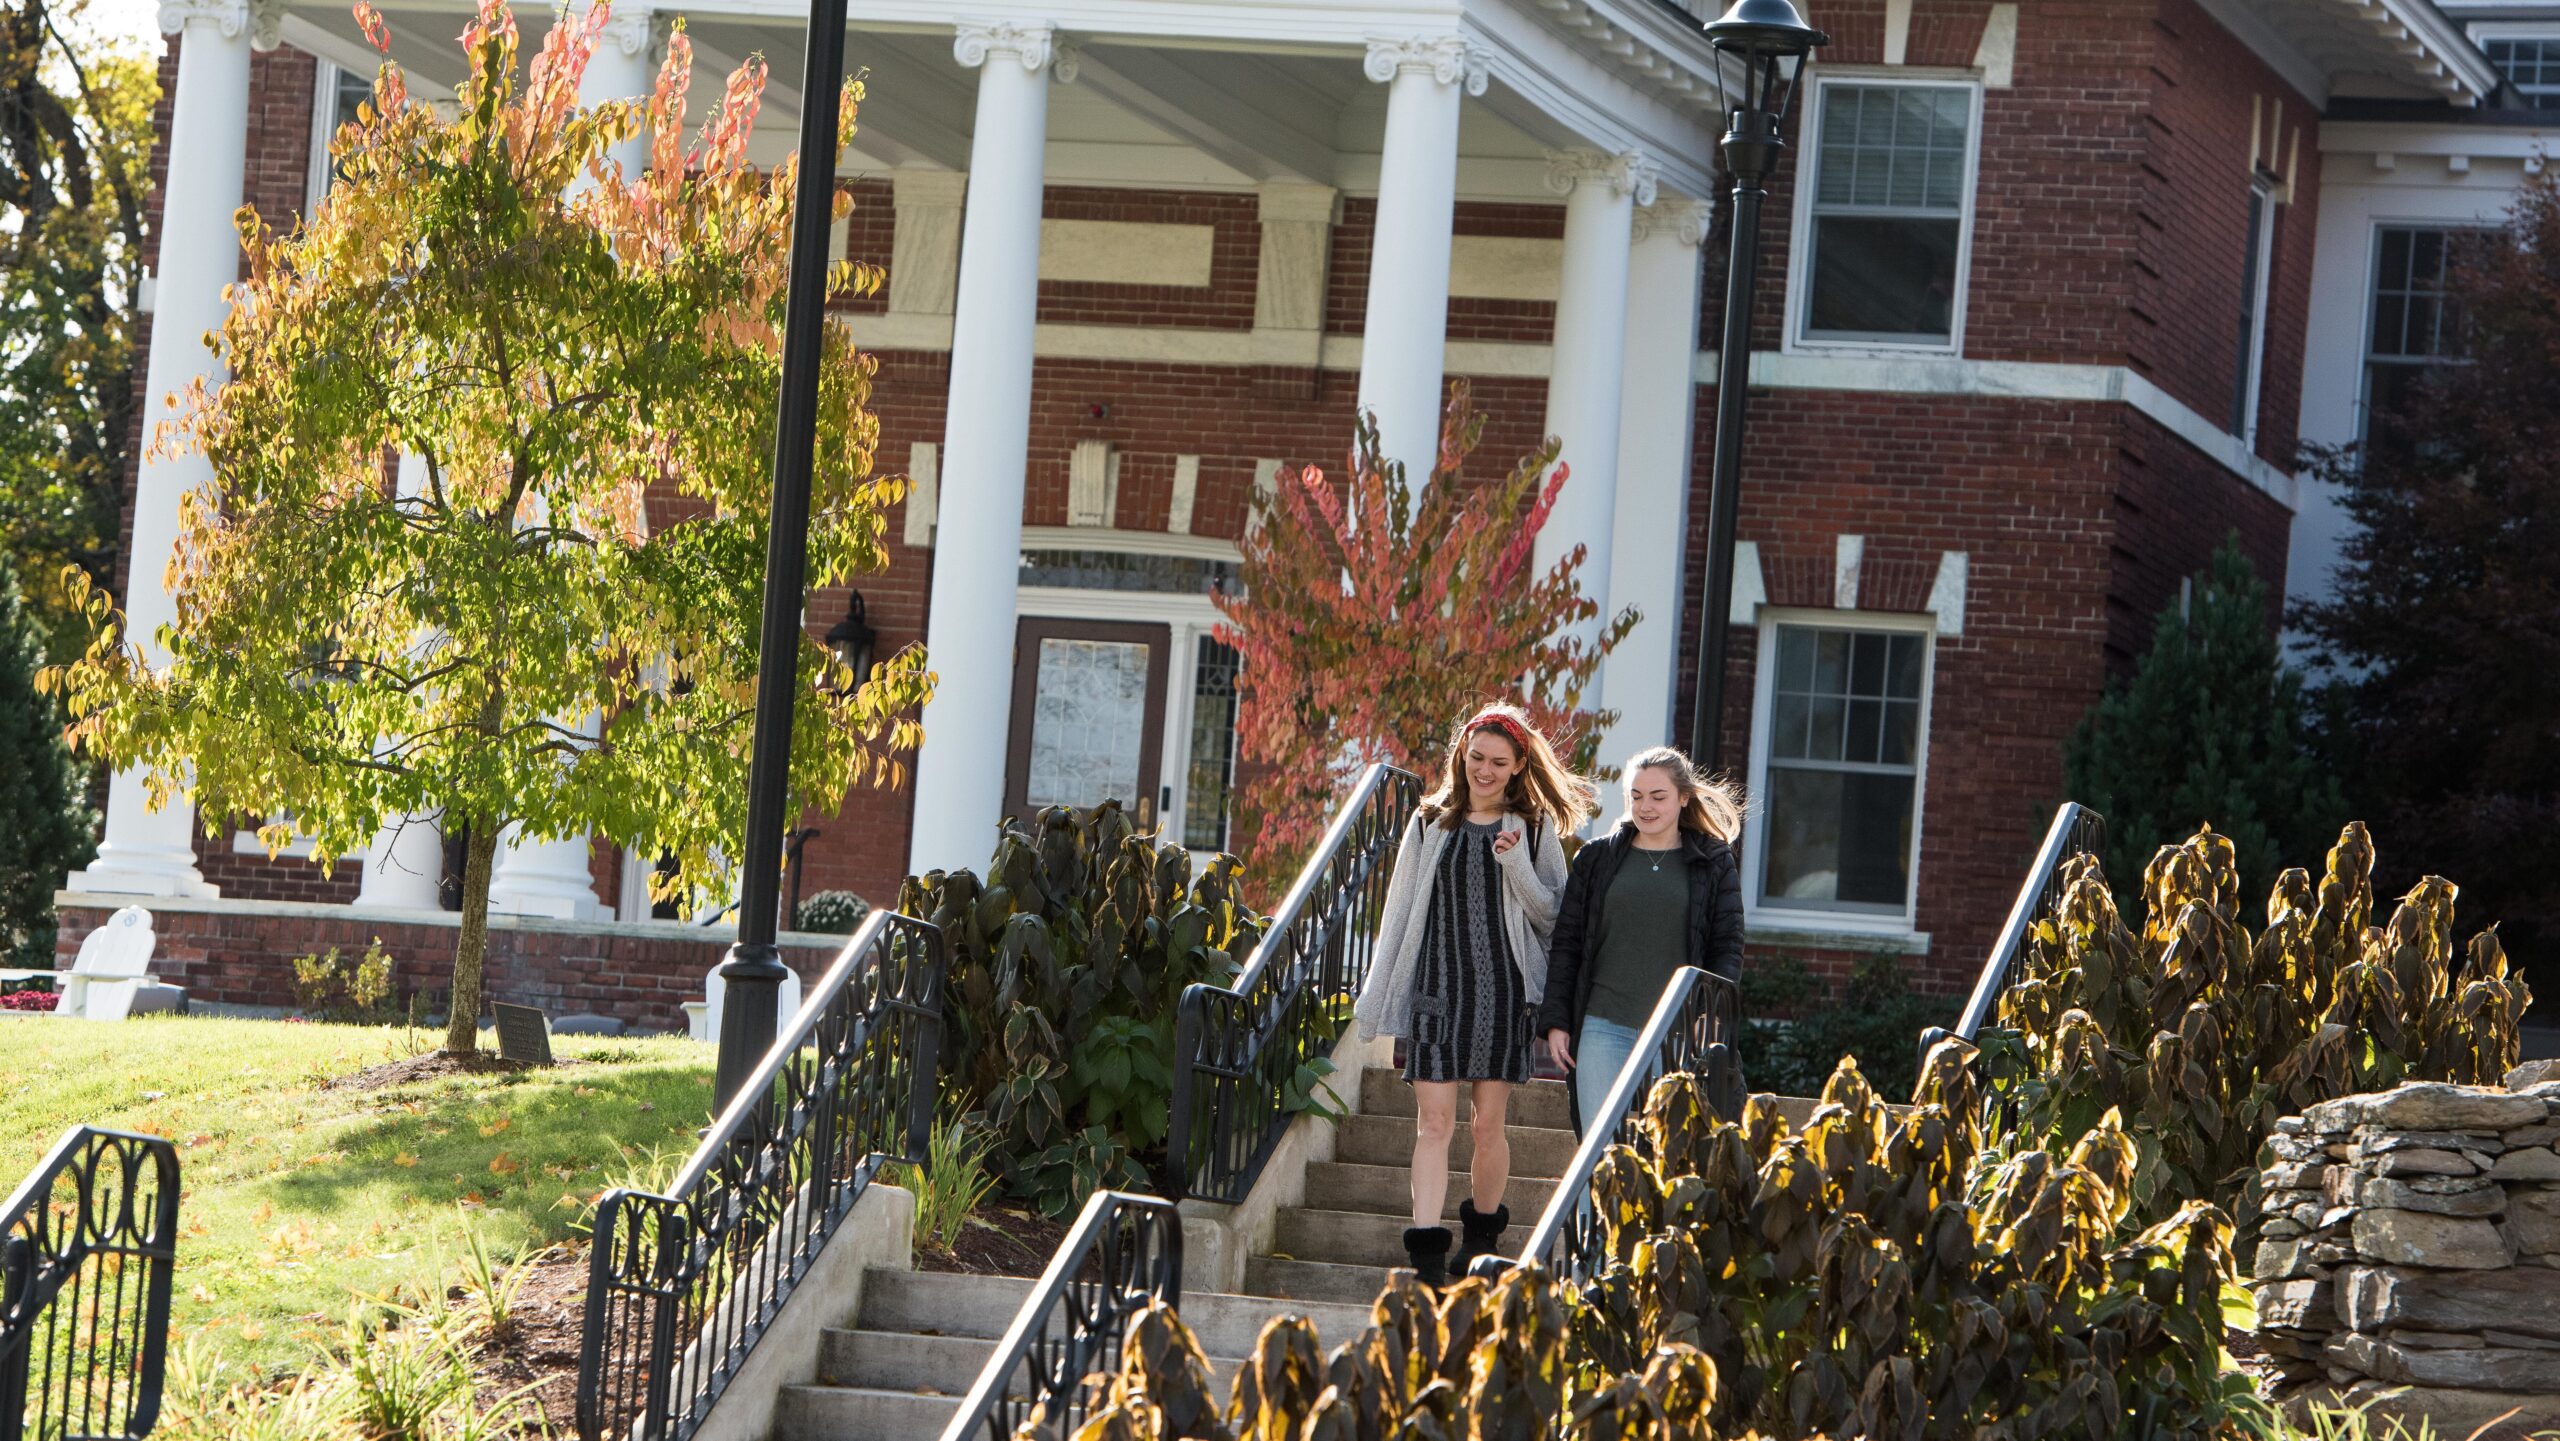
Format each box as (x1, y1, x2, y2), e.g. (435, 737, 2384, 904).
(1572, 1016, 1642, 1134)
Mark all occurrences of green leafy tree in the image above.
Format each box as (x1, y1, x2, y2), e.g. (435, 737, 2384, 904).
(2063, 535, 2344, 902)
(1213, 381, 1635, 879)
(0, 553, 91, 964)
(47, 0, 930, 1051)
(2302, 166, 2560, 978)
(0, 0, 153, 657)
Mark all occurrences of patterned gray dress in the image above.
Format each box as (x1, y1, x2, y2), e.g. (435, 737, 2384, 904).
(1403, 819, 1532, 1084)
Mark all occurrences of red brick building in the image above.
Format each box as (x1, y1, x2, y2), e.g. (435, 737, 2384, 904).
(68, 0, 2502, 1018)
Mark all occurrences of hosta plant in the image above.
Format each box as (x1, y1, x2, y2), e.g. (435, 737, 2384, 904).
(899, 801, 1262, 1215)
(1985, 822, 2528, 1242)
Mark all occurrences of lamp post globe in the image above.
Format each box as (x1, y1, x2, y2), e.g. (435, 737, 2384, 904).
(1687, 0, 1826, 772)
(824, 593, 878, 692)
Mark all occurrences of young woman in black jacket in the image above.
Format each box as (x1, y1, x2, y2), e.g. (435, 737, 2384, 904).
(1535, 746, 1745, 1132)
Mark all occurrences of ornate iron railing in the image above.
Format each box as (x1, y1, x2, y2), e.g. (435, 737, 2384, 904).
(577, 911, 943, 1441)
(2, 1126, 179, 1441)
(936, 1191, 1182, 1441)
(1920, 802, 2106, 1056)
(1472, 966, 1742, 1285)
(1169, 762, 1420, 1204)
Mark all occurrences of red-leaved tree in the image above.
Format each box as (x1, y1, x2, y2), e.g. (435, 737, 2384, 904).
(1213, 383, 1635, 879)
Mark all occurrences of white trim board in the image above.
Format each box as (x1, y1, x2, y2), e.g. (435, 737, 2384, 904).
(1693, 350, 2299, 508)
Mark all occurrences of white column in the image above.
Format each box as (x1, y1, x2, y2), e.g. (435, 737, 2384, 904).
(69, 0, 270, 896)
(578, 2, 654, 179)
(1356, 35, 1480, 482)
(358, 451, 447, 910)
(1595, 195, 1711, 777)
(1534, 149, 1653, 641)
(905, 21, 1053, 875)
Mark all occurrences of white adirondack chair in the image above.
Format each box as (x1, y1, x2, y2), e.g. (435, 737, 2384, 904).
(59, 906, 158, 1022)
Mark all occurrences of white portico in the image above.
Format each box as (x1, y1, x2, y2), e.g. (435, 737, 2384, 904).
(91, 0, 1738, 904)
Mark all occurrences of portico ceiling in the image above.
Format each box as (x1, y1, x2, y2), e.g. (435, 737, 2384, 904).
(277, 0, 1731, 200)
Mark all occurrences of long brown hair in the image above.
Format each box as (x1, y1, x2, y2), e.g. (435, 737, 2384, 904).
(1620, 745, 1744, 842)
(1418, 704, 1597, 836)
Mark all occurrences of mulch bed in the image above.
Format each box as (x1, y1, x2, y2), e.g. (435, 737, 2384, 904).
(918, 1204, 1072, 1278)
(323, 1050, 568, 1091)
(464, 1247, 592, 1434)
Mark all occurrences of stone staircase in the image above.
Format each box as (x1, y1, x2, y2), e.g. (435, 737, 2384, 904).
(769, 1064, 1581, 1440)
(1246, 1064, 1579, 1306)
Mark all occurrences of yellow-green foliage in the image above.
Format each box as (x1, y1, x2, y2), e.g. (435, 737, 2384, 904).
(1989, 823, 2528, 1235)
(1057, 1050, 2241, 1440)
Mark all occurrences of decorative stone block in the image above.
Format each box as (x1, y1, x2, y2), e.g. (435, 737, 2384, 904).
(2364, 1083, 2550, 1134)
(2491, 1148, 2560, 1181)
(2361, 1175, 2507, 1217)
(2353, 1209, 2516, 1269)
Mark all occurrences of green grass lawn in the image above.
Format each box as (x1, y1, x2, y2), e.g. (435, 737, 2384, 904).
(2, 1016, 715, 1372)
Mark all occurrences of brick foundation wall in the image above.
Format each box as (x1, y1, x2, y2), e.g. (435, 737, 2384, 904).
(52, 897, 844, 1033)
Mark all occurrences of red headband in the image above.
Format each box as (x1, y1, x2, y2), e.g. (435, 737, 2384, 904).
(1466, 709, 1535, 754)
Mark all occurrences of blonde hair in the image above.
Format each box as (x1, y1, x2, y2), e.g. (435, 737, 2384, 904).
(1620, 745, 1744, 842)
(1418, 703, 1598, 837)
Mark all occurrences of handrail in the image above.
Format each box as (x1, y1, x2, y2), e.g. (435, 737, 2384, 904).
(2, 1126, 180, 1441)
(935, 1191, 1182, 1441)
(1921, 802, 2106, 1056)
(578, 910, 943, 1441)
(1168, 762, 1421, 1203)
(1472, 966, 1742, 1285)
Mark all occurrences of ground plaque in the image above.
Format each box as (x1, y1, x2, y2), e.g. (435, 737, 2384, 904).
(493, 1002, 555, 1066)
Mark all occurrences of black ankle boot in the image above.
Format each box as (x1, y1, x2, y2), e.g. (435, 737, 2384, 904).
(1402, 1225, 1453, 1287)
(1450, 1199, 1510, 1279)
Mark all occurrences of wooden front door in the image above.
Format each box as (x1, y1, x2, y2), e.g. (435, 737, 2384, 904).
(1004, 618, 1174, 830)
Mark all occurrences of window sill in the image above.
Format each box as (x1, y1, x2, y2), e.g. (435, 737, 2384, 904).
(1745, 920, 1931, 957)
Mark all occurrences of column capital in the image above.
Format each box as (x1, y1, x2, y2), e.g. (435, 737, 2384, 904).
(1545, 148, 1660, 206)
(593, 3, 657, 60)
(953, 20, 1056, 73)
(1362, 33, 1488, 95)
(1632, 193, 1713, 247)
(157, 0, 256, 41)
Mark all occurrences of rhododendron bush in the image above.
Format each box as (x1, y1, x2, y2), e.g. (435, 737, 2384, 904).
(45, 0, 929, 1051)
(1213, 385, 1634, 879)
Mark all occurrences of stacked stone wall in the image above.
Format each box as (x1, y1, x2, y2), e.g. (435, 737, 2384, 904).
(2252, 1067, 2560, 1439)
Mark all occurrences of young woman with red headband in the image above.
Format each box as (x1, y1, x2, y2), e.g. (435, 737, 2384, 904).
(1352, 703, 1593, 1284)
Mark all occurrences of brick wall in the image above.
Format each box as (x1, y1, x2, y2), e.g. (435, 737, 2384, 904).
(54, 901, 841, 1032)
(1325, 198, 1566, 345)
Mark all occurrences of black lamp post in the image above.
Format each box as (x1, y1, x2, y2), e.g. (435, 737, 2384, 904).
(713, 0, 854, 1112)
(823, 593, 877, 692)
(1687, 0, 1827, 772)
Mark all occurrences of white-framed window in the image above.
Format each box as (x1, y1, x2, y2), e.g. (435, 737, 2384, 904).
(2232, 178, 2279, 444)
(1786, 74, 1983, 354)
(1746, 611, 1934, 931)
(2361, 223, 2478, 440)
(306, 60, 376, 213)
(2477, 29, 2560, 109)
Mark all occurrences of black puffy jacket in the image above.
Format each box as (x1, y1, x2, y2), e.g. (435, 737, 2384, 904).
(1532, 824, 1743, 1037)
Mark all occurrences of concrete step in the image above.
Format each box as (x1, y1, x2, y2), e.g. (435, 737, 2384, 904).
(1181, 1290, 1374, 1358)
(1357, 1065, 1575, 1132)
(855, 1268, 1035, 1340)
(817, 1327, 1250, 1399)
(1333, 1112, 1579, 1176)
(1302, 1160, 1560, 1221)
(1244, 1254, 1396, 1309)
(773, 1383, 961, 1441)
(1275, 1205, 1530, 1271)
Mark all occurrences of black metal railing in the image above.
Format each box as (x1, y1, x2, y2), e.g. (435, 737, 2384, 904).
(578, 911, 942, 1441)
(1168, 762, 1420, 1204)
(936, 1191, 1182, 1441)
(1472, 966, 1742, 1285)
(3, 1126, 180, 1441)
(1919, 802, 2106, 1058)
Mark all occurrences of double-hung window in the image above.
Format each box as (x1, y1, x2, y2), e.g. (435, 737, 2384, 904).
(2482, 34, 2560, 109)
(2362, 225, 2474, 440)
(2231, 179, 2278, 444)
(1750, 618, 1932, 925)
(1791, 77, 1981, 351)
(306, 62, 376, 211)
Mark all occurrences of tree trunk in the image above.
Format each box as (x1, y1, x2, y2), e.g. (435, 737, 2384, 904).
(445, 821, 501, 1053)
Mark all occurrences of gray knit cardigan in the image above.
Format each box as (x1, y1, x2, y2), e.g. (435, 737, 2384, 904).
(1351, 809, 1569, 1044)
